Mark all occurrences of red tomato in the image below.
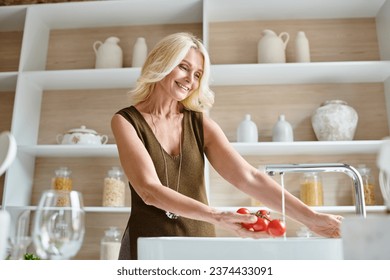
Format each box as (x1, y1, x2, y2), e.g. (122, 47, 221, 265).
(236, 207, 250, 215)
(236, 208, 254, 231)
(256, 209, 270, 220)
(267, 219, 286, 237)
(252, 216, 269, 232)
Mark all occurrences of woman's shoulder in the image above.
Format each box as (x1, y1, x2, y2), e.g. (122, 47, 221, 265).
(116, 105, 136, 115)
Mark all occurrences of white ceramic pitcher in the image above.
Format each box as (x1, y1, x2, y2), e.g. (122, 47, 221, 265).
(93, 36, 123, 68)
(257, 29, 289, 63)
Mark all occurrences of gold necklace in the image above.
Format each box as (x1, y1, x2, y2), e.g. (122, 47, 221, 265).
(150, 112, 183, 219)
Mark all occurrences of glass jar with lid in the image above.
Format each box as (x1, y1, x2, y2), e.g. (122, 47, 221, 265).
(357, 164, 376, 205)
(100, 227, 121, 260)
(52, 166, 73, 206)
(300, 172, 324, 206)
(102, 167, 126, 207)
(52, 166, 73, 191)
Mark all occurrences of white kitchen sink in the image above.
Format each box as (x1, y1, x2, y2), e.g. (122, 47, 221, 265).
(138, 237, 343, 260)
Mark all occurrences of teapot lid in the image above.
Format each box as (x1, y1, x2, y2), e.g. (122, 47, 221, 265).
(67, 125, 98, 135)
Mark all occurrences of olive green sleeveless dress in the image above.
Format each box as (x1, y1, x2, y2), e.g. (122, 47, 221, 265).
(115, 106, 216, 260)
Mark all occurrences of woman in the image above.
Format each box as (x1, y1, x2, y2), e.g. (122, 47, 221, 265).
(112, 32, 342, 260)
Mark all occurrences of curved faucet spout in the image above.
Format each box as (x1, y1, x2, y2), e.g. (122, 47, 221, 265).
(264, 163, 366, 217)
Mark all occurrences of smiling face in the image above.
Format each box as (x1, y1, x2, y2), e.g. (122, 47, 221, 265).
(157, 47, 204, 102)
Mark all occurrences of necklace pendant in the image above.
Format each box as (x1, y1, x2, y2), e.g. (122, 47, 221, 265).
(166, 211, 179, 219)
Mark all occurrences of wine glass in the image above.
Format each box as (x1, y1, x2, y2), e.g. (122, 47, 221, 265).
(32, 190, 85, 260)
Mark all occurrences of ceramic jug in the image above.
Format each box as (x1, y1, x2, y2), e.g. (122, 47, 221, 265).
(257, 29, 289, 63)
(93, 36, 123, 69)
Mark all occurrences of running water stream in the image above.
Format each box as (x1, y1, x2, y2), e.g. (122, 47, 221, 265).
(280, 173, 287, 239)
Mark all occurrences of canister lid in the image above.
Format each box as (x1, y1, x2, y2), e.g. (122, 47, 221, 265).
(104, 226, 121, 238)
(55, 166, 71, 177)
(107, 166, 123, 177)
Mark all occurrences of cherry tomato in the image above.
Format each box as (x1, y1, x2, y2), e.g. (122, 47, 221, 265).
(236, 208, 254, 231)
(256, 209, 271, 220)
(236, 207, 250, 215)
(252, 216, 269, 232)
(267, 219, 286, 237)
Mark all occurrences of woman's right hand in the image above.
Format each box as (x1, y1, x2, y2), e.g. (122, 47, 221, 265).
(305, 212, 343, 238)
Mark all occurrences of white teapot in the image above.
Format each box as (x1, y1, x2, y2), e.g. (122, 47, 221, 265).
(93, 36, 123, 68)
(257, 29, 289, 63)
(56, 125, 108, 145)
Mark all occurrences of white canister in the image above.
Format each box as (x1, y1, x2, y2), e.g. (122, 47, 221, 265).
(311, 100, 358, 141)
(0, 210, 11, 260)
(100, 227, 121, 260)
(102, 167, 126, 207)
(237, 114, 258, 142)
(272, 114, 294, 142)
(295, 31, 311, 62)
(132, 37, 148, 67)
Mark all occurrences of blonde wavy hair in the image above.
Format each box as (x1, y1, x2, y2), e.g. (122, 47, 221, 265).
(129, 32, 214, 112)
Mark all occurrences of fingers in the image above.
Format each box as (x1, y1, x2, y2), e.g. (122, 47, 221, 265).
(235, 225, 270, 239)
(228, 211, 257, 224)
(335, 215, 344, 222)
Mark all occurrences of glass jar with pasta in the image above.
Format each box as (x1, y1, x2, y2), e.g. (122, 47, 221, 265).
(102, 167, 125, 207)
(356, 164, 376, 206)
(300, 172, 324, 206)
(52, 166, 73, 191)
(52, 166, 73, 206)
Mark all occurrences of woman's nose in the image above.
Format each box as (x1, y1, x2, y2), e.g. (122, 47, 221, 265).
(185, 72, 194, 83)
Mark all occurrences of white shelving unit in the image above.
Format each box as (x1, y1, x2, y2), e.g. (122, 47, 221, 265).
(2, 0, 390, 220)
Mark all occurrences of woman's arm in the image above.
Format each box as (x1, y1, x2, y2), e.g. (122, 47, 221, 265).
(203, 113, 342, 237)
(111, 113, 260, 235)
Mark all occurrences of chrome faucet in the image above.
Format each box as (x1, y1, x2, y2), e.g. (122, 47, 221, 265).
(264, 163, 366, 217)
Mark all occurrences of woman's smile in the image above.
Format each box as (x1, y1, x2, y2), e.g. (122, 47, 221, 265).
(176, 81, 190, 92)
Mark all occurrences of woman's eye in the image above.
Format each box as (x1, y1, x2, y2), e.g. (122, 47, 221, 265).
(179, 64, 188, 71)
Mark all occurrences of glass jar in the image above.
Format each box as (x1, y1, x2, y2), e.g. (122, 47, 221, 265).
(300, 172, 324, 206)
(357, 164, 376, 206)
(100, 227, 121, 260)
(102, 167, 125, 207)
(51, 167, 73, 206)
(52, 166, 73, 191)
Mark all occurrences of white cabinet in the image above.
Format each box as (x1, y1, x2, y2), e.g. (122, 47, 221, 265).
(1, 0, 390, 258)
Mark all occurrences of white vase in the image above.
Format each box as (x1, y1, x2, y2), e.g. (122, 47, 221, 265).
(132, 37, 148, 67)
(295, 31, 310, 62)
(311, 100, 358, 141)
(272, 114, 294, 142)
(237, 114, 258, 142)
